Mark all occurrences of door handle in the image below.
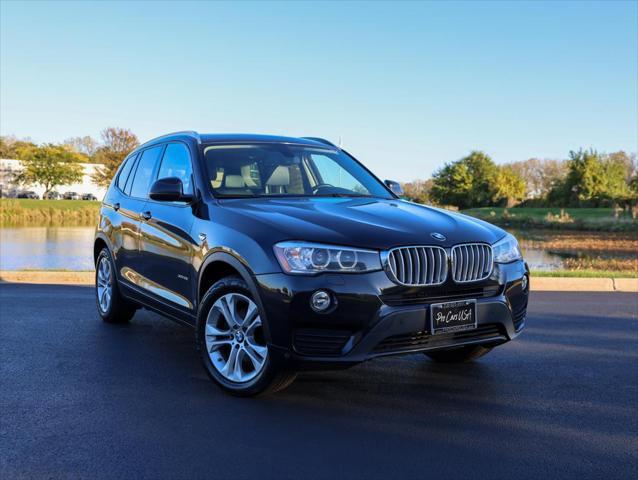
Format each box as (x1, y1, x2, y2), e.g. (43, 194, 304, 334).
(141, 211, 152, 221)
(113, 202, 120, 211)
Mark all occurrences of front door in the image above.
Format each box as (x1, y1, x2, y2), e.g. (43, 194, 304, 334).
(137, 142, 197, 314)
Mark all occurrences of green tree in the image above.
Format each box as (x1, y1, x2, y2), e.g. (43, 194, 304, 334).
(92, 128, 139, 187)
(0, 136, 37, 159)
(494, 166, 526, 207)
(558, 149, 607, 205)
(602, 152, 633, 200)
(431, 151, 499, 208)
(13, 144, 84, 196)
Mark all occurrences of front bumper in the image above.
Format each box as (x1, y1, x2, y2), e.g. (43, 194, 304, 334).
(255, 260, 529, 369)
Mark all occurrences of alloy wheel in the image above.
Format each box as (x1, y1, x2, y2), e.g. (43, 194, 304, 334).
(96, 256, 112, 313)
(205, 293, 268, 383)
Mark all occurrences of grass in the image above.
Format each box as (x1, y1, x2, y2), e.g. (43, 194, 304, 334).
(464, 207, 617, 220)
(462, 207, 637, 231)
(532, 270, 638, 278)
(0, 199, 100, 226)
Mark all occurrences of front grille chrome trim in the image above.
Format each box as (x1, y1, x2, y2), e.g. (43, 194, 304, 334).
(383, 242, 495, 286)
(451, 243, 493, 283)
(383, 245, 448, 286)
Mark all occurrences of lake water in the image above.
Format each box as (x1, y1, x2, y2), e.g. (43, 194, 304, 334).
(0, 227, 96, 271)
(0, 226, 574, 271)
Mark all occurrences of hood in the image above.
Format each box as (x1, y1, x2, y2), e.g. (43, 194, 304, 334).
(216, 197, 505, 250)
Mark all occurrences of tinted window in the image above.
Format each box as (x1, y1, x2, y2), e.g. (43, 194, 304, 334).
(202, 144, 392, 199)
(124, 155, 139, 195)
(157, 143, 193, 195)
(116, 153, 137, 191)
(130, 146, 163, 198)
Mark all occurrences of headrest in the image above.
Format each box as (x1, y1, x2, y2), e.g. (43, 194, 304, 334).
(266, 166, 290, 186)
(240, 164, 259, 187)
(225, 175, 245, 188)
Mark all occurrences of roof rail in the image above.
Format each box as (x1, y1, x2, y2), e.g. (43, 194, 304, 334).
(139, 131, 201, 148)
(301, 137, 338, 148)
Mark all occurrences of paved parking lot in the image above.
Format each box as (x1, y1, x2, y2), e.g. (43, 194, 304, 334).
(1, 284, 637, 479)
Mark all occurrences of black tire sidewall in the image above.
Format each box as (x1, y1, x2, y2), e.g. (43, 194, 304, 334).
(196, 276, 279, 396)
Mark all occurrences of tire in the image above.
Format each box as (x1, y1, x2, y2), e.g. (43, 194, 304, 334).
(425, 345, 494, 363)
(95, 247, 137, 324)
(196, 275, 297, 396)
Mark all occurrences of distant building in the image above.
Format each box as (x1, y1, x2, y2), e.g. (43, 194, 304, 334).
(0, 159, 107, 199)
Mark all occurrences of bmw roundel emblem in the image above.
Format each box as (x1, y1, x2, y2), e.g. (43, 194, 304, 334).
(431, 232, 446, 241)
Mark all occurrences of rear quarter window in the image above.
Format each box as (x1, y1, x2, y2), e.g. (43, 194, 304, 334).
(116, 153, 138, 191)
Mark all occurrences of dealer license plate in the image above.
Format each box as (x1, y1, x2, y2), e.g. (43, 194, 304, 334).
(430, 300, 477, 335)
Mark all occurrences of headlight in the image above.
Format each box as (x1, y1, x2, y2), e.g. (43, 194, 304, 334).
(492, 233, 522, 263)
(273, 242, 381, 274)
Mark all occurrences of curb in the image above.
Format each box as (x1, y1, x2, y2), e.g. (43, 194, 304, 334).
(531, 277, 638, 292)
(1, 271, 637, 292)
(0, 271, 94, 285)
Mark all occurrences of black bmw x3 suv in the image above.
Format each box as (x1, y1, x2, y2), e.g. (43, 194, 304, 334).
(94, 131, 529, 395)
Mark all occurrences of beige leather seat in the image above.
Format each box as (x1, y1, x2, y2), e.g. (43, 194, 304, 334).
(265, 166, 290, 194)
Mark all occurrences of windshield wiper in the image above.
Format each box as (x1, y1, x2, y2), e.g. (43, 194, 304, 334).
(314, 193, 376, 198)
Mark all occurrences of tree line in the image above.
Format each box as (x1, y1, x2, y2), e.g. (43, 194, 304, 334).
(2, 130, 636, 207)
(0, 128, 139, 196)
(403, 149, 637, 209)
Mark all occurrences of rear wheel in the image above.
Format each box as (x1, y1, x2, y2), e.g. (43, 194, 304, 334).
(197, 276, 296, 396)
(95, 248, 137, 324)
(425, 345, 494, 363)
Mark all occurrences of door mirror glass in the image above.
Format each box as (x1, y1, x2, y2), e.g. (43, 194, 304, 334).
(149, 177, 191, 202)
(384, 179, 404, 197)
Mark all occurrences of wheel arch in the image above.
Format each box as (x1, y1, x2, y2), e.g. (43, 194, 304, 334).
(198, 251, 258, 304)
(197, 251, 272, 341)
(93, 234, 112, 265)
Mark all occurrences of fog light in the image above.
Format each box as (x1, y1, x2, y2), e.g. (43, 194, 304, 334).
(310, 290, 331, 312)
(521, 275, 528, 292)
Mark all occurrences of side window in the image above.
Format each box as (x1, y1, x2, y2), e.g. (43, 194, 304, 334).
(130, 145, 164, 199)
(116, 153, 137, 191)
(124, 155, 140, 195)
(157, 143, 193, 195)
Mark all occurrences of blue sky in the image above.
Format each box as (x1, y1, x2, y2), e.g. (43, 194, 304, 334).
(1, 0, 636, 181)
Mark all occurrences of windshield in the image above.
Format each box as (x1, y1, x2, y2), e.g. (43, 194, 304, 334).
(202, 144, 393, 199)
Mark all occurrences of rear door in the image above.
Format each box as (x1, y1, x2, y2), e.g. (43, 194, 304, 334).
(137, 142, 197, 314)
(104, 151, 144, 280)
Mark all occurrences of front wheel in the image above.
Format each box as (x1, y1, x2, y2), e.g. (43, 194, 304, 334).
(196, 276, 297, 396)
(424, 345, 494, 363)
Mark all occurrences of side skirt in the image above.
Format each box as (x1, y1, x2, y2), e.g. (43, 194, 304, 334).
(120, 281, 196, 328)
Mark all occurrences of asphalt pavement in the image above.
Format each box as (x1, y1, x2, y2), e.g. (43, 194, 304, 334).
(1, 283, 637, 479)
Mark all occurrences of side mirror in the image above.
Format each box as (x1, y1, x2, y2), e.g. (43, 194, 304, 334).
(384, 179, 404, 197)
(149, 177, 191, 202)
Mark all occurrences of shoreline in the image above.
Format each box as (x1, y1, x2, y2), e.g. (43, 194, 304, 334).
(1, 270, 636, 292)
